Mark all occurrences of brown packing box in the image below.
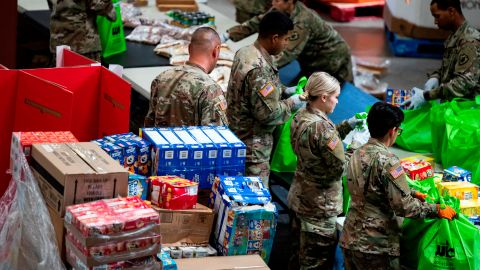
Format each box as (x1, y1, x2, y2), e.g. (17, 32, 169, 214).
(47, 205, 66, 262)
(383, 4, 449, 40)
(31, 142, 128, 217)
(175, 255, 270, 270)
(152, 203, 214, 245)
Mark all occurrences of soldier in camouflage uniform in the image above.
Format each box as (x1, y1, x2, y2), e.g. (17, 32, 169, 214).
(225, 0, 352, 83)
(233, 0, 271, 23)
(144, 27, 228, 127)
(49, 0, 116, 62)
(288, 72, 362, 270)
(340, 102, 457, 270)
(226, 11, 304, 186)
(406, 0, 480, 109)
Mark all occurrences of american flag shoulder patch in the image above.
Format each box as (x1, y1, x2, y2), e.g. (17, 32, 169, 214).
(259, 82, 275, 97)
(327, 136, 339, 150)
(390, 165, 404, 179)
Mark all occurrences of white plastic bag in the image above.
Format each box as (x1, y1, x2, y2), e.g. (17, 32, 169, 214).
(0, 138, 65, 270)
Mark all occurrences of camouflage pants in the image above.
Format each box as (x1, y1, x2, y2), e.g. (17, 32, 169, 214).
(342, 249, 401, 270)
(245, 161, 270, 187)
(289, 212, 338, 270)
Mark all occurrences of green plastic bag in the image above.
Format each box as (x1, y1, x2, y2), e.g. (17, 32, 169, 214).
(270, 77, 307, 173)
(441, 97, 480, 185)
(430, 101, 450, 163)
(96, 0, 126, 58)
(406, 177, 439, 203)
(395, 102, 433, 153)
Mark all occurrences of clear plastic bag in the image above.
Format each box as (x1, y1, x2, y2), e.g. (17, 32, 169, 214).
(0, 141, 65, 270)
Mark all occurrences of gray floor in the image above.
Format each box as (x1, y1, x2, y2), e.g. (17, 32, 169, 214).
(205, 0, 442, 91)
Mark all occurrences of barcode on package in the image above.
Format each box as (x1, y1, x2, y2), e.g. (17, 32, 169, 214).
(223, 150, 232, 158)
(209, 150, 217, 159)
(179, 150, 188, 159)
(238, 149, 246, 157)
(194, 151, 203, 159)
(165, 151, 174, 159)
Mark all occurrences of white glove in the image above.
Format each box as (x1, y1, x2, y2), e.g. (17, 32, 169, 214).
(347, 115, 365, 128)
(424, 77, 439, 91)
(220, 32, 229, 43)
(403, 87, 426, 110)
(288, 94, 306, 111)
(284, 86, 297, 96)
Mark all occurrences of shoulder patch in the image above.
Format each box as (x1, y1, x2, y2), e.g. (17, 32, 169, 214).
(327, 136, 339, 151)
(389, 165, 404, 179)
(259, 82, 275, 97)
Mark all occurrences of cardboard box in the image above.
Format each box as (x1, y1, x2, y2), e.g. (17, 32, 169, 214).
(150, 176, 198, 209)
(31, 142, 129, 217)
(174, 255, 270, 270)
(173, 128, 206, 167)
(186, 127, 218, 167)
(47, 205, 66, 262)
(141, 128, 175, 174)
(201, 126, 233, 166)
(437, 182, 479, 201)
(157, 128, 189, 167)
(460, 200, 480, 217)
(400, 160, 434, 181)
(152, 203, 214, 245)
(215, 126, 246, 166)
(401, 154, 436, 170)
(443, 166, 472, 182)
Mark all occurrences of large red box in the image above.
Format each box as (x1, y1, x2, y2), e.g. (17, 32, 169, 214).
(0, 52, 131, 196)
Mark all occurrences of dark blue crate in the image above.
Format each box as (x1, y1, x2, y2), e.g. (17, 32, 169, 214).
(385, 26, 444, 59)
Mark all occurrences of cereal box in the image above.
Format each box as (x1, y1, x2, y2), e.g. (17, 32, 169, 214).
(385, 88, 412, 109)
(443, 166, 472, 182)
(128, 173, 149, 200)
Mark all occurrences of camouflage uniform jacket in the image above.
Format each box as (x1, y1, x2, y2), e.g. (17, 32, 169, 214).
(232, 0, 271, 17)
(428, 21, 480, 100)
(287, 105, 352, 218)
(228, 2, 351, 75)
(340, 138, 437, 256)
(226, 41, 294, 163)
(144, 62, 228, 127)
(50, 0, 116, 54)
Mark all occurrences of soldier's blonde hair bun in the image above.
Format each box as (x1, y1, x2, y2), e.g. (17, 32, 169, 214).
(301, 72, 340, 101)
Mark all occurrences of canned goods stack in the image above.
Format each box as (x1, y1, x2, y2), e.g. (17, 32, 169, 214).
(167, 9, 215, 27)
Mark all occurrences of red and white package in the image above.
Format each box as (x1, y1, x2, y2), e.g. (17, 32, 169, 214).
(150, 176, 198, 210)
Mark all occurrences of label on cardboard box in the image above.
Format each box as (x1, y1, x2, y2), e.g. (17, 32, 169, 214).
(32, 142, 128, 217)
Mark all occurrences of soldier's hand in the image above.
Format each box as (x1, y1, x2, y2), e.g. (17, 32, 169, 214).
(424, 77, 439, 91)
(220, 32, 230, 43)
(401, 87, 426, 110)
(288, 94, 306, 111)
(347, 115, 365, 128)
(414, 191, 428, 202)
(437, 205, 457, 221)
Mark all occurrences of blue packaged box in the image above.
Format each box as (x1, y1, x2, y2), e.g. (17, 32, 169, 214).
(216, 165, 245, 179)
(157, 249, 178, 270)
(385, 88, 412, 110)
(173, 128, 205, 167)
(141, 128, 175, 174)
(129, 136, 151, 176)
(211, 176, 277, 262)
(215, 126, 246, 165)
(187, 127, 218, 167)
(100, 142, 123, 166)
(91, 138, 106, 147)
(128, 173, 149, 200)
(216, 176, 271, 205)
(443, 166, 472, 182)
(115, 139, 138, 173)
(157, 128, 189, 167)
(201, 126, 233, 166)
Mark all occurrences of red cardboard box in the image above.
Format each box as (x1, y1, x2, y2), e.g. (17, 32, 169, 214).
(0, 62, 131, 197)
(400, 160, 434, 180)
(150, 176, 198, 210)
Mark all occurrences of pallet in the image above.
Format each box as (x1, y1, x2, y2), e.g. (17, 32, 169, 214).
(156, 0, 198, 11)
(385, 26, 444, 59)
(307, 0, 384, 22)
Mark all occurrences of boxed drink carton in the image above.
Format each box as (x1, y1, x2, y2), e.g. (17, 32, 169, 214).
(141, 128, 174, 174)
(173, 128, 205, 167)
(215, 126, 246, 165)
(157, 128, 189, 167)
(400, 160, 434, 180)
(150, 176, 198, 209)
(443, 166, 472, 182)
(201, 126, 233, 166)
(186, 127, 218, 167)
(385, 89, 412, 110)
(436, 182, 479, 201)
(31, 142, 128, 217)
(152, 203, 214, 245)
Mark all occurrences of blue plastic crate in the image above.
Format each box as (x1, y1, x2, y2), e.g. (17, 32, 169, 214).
(385, 26, 444, 59)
